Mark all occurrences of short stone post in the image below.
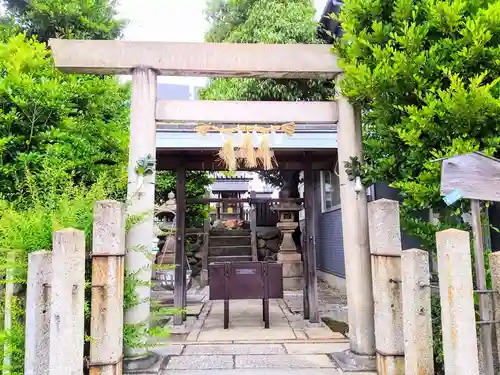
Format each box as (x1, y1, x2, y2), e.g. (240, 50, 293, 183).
(401, 249, 434, 375)
(49, 229, 86, 375)
(24, 251, 52, 375)
(368, 199, 404, 374)
(436, 229, 479, 375)
(90, 201, 126, 375)
(488, 252, 500, 370)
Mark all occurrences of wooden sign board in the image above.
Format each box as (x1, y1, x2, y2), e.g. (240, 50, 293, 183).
(440, 152, 500, 202)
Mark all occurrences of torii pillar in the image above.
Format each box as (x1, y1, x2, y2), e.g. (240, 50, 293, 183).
(124, 66, 158, 363)
(331, 75, 376, 371)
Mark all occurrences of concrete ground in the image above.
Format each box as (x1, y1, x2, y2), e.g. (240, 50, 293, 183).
(148, 294, 373, 375)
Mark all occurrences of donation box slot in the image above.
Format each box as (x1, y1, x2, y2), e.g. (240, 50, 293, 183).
(230, 264, 263, 300)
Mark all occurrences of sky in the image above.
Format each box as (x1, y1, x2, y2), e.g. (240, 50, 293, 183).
(116, 0, 328, 86)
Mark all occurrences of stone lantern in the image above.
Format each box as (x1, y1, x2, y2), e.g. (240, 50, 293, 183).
(154, 192, 177, 266)
(271, 188, 303, 290)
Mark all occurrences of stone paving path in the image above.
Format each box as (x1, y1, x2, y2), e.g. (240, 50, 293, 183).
(152, 297, 373, 375)
(282, 280, 348, 325)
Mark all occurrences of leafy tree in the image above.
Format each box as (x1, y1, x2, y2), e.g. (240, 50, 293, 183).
(156, 171, 214, 227)
(0, 34, 130, 202)
(335, 0, 500, 372)
(2, 0, 212, 221)
(0, 0, 130, 203)
(335, 0, 500, 251)
(204, 0, 256, 43)
(1, 0, 125, 42)
(201, 0, 335, 190)
(202, 0, 333, 102)
(0, 1, 138, 371)
(0, 163, 124, 375)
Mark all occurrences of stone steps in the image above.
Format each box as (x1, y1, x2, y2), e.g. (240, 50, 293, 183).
(208, 229, 253, 260)
(208, 255, 253, 263)
(210, 236, 251, 247)
(208, 245, 252, 257)
(210, 229, 251, 237)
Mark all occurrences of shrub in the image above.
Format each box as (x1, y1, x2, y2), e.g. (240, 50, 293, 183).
(0, 165, 125, 374)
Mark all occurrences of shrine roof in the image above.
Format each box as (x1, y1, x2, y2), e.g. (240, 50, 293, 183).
(155, 125, 337, 151)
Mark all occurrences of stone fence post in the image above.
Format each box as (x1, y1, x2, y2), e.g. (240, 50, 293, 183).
(24, 251, 52, 375)
(368, 199, 404, 375)
(401, 249, 434, 375)
(49, 229, 86, 375)
(436, 229, 479, 375)
(490, 252, 500, 369)
(90, 201, 126, 375)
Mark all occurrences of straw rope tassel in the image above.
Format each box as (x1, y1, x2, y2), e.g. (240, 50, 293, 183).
(194, 122, 296, 171)
(281, 122, 296, 136)
(239, 132, 257, 168)
(218, 138, 237, 171)
(258, 134, 273, 170)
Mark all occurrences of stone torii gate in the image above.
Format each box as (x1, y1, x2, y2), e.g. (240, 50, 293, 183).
(49, 38, 376, 371)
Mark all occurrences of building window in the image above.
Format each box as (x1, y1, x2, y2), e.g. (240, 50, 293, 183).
(321, 170, 341, 212)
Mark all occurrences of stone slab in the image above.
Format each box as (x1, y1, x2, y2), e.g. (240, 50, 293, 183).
(204, 317, 288, 325)
(153, 301, 205, 317)
(304, 326, 344, 340)
(230, 339, 348, 344)
(152, 345, 185, 356)
(284, 343, 349, 354)
(169, 340, 235, 345)
(235, 354, 336, 368)
(152, 293, 208, 305)
(283, 277, 303, 290)
(186, 303, 204, 316)
(288, 320, 305, 329)
(162, 369, 372, 375)
(294, 330, 308, 340)
(167, 322, 194, 336)
(166, 355, 234, 370)
(183, 344, 286, 355)
(203, 319, 290, 330)
(185, 329, 201, 342)
(124, 352, 164, 374)
(197, 326, 296, 341)
(330, 350, 376, 372)
(209, 299, 281, 312)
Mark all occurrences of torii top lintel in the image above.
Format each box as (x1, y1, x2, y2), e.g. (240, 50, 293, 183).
(48, 39, 342, 79)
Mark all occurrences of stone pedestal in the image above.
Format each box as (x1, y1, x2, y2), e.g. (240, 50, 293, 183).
(277, 252, 303, 290)
(154, 192, 177, 269)
(276, 214, 303, 290)
(155, 235, 175, 265)
(272, 186, 303, 291)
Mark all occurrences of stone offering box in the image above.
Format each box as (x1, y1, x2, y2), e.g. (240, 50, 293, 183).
(209, 261, 283, 329)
